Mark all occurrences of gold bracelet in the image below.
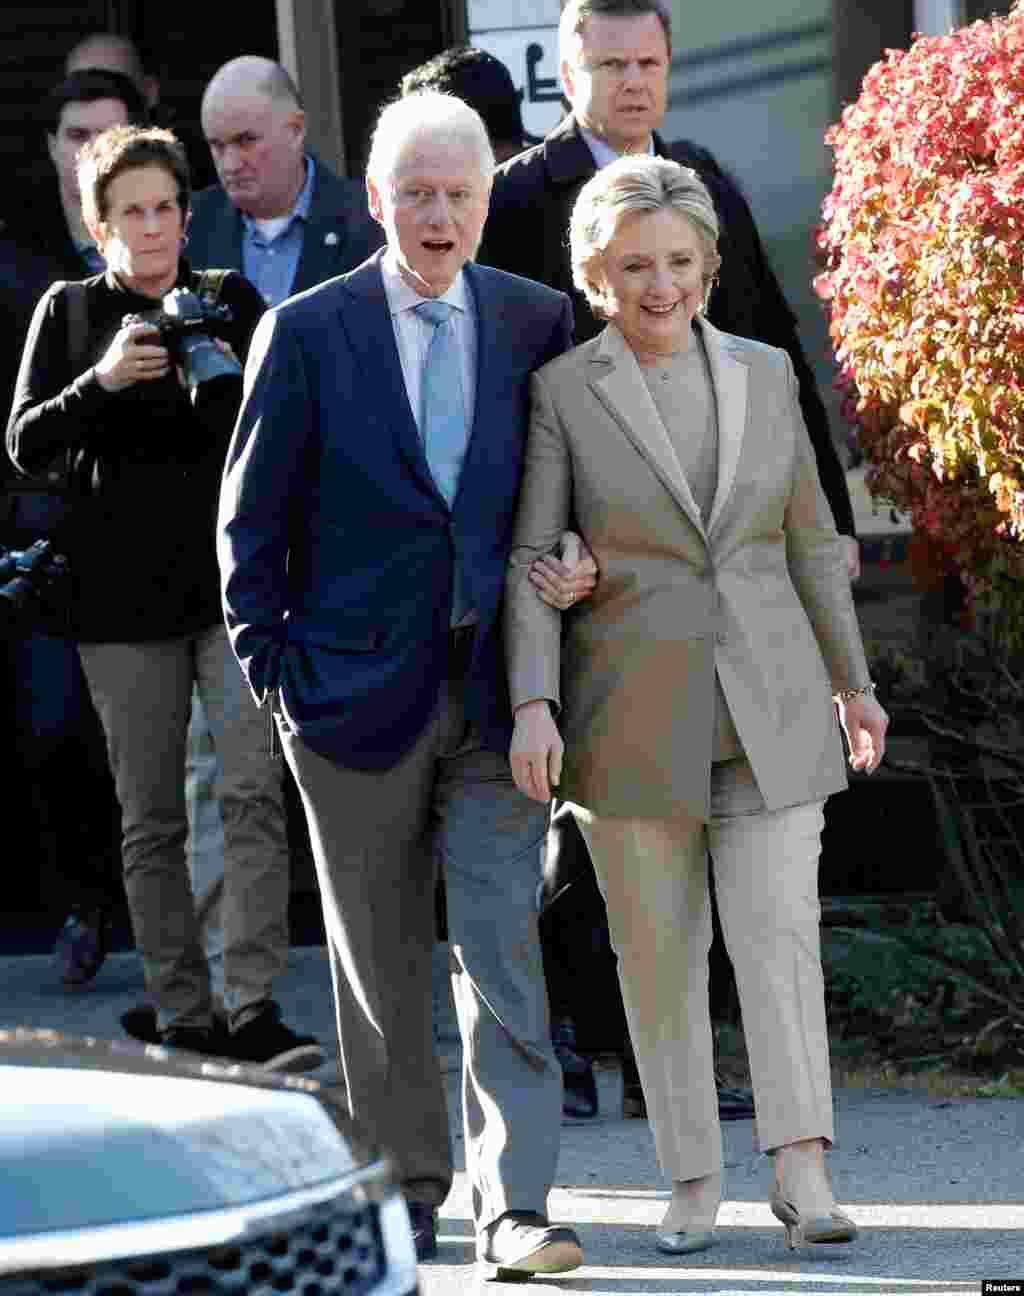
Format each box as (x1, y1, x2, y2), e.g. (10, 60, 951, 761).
(833, 682, 876, 703)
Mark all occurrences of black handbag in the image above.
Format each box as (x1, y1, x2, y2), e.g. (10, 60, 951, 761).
(4, 282, 89, 540)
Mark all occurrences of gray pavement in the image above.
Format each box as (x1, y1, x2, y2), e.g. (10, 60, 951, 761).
(3, 941, 1023, 1294)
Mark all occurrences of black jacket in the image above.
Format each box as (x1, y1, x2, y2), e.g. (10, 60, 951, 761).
(0, 179, 93, 482)
(6, 262, 265, 641)
(478, 115, 855, 537)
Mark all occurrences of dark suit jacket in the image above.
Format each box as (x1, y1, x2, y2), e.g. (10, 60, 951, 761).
(479, 115, 855, 536)
(188, 155, 384, 295)
(0, 180, 96, 506)
(218, 250, 574, 771)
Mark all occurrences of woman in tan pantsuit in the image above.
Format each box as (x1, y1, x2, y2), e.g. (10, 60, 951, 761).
(506, 156, 888, 1255)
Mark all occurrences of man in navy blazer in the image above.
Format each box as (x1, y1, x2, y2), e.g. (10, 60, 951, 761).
(218, 91, 584, 1280)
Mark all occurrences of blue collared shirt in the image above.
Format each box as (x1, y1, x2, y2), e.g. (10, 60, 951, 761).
(240, 157, 316, 306)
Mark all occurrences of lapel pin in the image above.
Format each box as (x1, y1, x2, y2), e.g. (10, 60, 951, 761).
(324, 232, 339, 246)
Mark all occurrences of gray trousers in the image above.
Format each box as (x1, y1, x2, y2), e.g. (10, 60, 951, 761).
(79, 624, 289, 1031)
(279, 672, 562, 1229)
(186, 689, 225, 1008)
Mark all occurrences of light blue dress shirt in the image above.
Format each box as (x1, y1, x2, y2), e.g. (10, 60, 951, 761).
(240, 157, 316, 306)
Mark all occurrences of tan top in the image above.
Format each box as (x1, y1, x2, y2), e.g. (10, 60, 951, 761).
(640, 336, 742, 762)
(640, 340, 718, 525)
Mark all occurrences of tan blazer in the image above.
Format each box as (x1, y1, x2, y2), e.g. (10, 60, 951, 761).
(505, 319, 870, 822)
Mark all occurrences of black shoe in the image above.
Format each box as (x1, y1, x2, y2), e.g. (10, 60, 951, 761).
(552, 1016, 598, 1119)
(226, 1003, 325, 1073)
(478, 1210, 583, 1279)
(123, 1004, 230, 1051)
(159, 1024, 219, 1056)
(54, 907, 109, 988)
(718, 1084, 756, 1121)
(121, 1003, 161, 1045)
(406, 1201, 437, 1261)
(621, 1043, 646, 1119)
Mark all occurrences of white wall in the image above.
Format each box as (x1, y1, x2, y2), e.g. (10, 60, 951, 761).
(468, 0, 563, 139)
(913, 0, 965, 34)
(659, 0, 837, 398)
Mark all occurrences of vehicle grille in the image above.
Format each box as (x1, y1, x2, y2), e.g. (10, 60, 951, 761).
(2, 1198, 387, 1295)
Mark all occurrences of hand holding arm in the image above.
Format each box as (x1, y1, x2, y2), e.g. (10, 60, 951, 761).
(510, 699, 564, 802)
(528, 530, 598, 609)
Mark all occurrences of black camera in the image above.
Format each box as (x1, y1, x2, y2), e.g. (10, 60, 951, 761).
(0, 540, 68, 635)
(124, 287, 241, 402)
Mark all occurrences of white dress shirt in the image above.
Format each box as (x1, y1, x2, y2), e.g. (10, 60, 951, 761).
(580, 124, 656, 170)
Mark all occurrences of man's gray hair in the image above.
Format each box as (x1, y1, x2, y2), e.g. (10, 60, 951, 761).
(202, 57, 303, 116)
(367, 91, 495, 185)
(559, 0, 673, 63)
(570, 155, 721, 309)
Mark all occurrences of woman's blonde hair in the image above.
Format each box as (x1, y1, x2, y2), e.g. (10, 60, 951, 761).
(570, 155, 721, 315)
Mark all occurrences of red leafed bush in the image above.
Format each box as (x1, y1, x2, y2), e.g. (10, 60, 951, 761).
(817, 7, 1024, 645)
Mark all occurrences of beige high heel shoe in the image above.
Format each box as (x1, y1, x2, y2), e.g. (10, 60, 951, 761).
(655, 1172, 720, 1255)
(769, 1182, 857, 1249)
(770, 1139, 857, 1250)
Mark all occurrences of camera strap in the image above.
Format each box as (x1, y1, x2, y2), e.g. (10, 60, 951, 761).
(64, 281, 89, 376)
(196, 269, 228, 306)
(4, 282, 91, 537)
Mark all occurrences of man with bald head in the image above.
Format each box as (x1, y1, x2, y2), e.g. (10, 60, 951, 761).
(191, 56, 381, 307)
(64, 32, 159, 109)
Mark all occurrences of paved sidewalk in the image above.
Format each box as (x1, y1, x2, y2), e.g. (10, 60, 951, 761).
(3, 943, 1023, 1294)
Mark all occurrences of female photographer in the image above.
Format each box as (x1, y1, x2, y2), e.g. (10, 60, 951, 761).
(6, 125, 319, 1070)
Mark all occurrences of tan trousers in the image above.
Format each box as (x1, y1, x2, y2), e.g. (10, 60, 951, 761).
(79, 625, 289, 1031)
(570, 759, 834, 1180)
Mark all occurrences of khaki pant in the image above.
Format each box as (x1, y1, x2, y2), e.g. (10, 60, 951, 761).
(79, 624, 289, 1031)
(571, 758, 833, 1180)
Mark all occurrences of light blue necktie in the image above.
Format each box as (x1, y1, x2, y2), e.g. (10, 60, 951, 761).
(414, 299, 469, 506)
(415, 298, 471, 623)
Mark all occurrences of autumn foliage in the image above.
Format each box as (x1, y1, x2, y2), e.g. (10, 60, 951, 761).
(816, 8, 1024, 642)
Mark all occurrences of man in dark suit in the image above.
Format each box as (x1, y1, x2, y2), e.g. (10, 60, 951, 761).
(1, 70, 148, 406)
(191, 56, 382, 306)
(479, 0, 857, 1121)
(217, 90, 583, 1280)
(479, 0, 856, 558)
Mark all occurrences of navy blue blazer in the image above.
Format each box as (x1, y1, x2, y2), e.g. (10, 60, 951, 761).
(218, 250, 574, 771)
